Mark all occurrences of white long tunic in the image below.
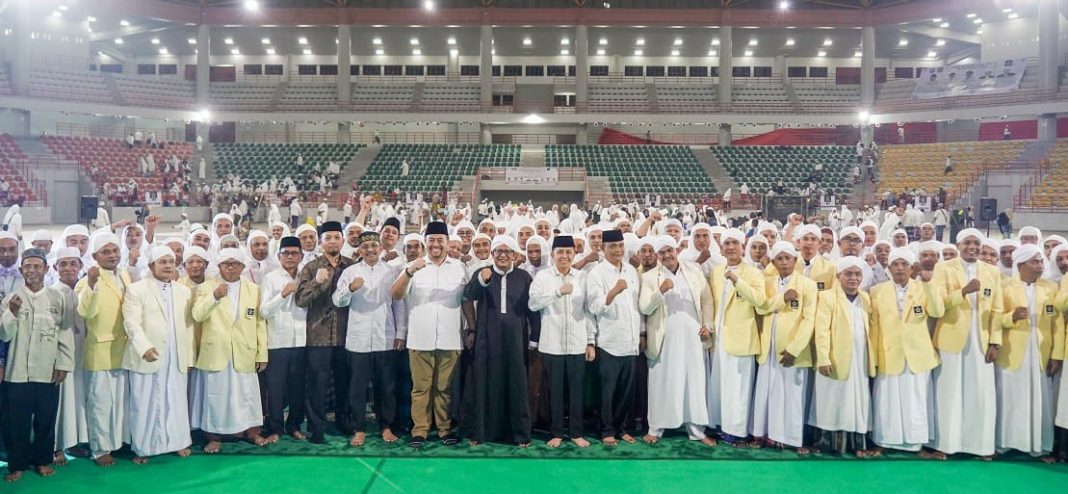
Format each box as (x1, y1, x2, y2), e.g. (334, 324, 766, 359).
(190, 280, 262, 435)
(647, 268, 709, 438)
(128, 281, 192, 456)
(55, 284, 89, 451)
(706, 265, 756, 438)
(751, 276, 809, 447)
(995, 284, 1053, 456)
(927, 262, 996, 456)
(809, 295, 871, 433)
(873, 283, 932, 452)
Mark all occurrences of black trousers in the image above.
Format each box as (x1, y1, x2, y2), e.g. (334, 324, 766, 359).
(392, 351, 413, 434)
(265, 347, 307, 436)
(348, 350, 397, 433)
(3, 382, 59, 473)
(542, 353, 585, 439)
(305, 346, 351, 438)
(598, 352, 636, 438)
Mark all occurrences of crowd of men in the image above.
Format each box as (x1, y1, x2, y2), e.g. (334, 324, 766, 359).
(3, 197, 1068, 484)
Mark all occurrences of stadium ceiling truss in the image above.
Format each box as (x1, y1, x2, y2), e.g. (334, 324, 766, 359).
(161, 0, 918, 9)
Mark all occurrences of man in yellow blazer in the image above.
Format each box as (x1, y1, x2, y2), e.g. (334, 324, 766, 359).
(190, 248, 268, 454)
(122, 246, 195, 464)
(707, 229, 766, 444)
(927, 228, 1002, 459)
(869, 248, 942, 455)
(810, 256, 878, 457)
(76, 232, 131, 467)
(996, 245, 1062, 460)
(793, 224, 836, 291)
(752, 241, 816, 452)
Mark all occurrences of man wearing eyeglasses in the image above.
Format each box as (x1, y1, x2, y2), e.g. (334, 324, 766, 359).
(461, 235, 539, 447)
(259, 236, 308, 444)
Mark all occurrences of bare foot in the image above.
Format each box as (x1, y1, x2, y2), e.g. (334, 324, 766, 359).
(290, 431, 306, 441)
(621, 434, 637, 444)
(203, 441, 222, 454)
(35, 466, 55, 477)
(469, 440, 481, 446)
(4, 471, 22, 482)
(349, 432, 366, 447)
(572, 437, 591, 448)
(1041, 455, 1056, 464)
(547, 437, 564, 448)
(796, 447, 812, 456)
(249, 434, 269, 447)
(132, 457, 149, 465)
(177, 448, 192, 458)
(642, 434, 659, 445)
(54, 451, 68, 466)
(94, 454, 116, 467)
(517, 442, 530, 448)
(749, 438, 767, 449)
(382, 428, 398, 444)
(264, 434, 280, 444)
(978, 454, 995, 462)
(603, 436, 618, 447)
(700, 437, 718, 447)
(919, 450, 947, 461)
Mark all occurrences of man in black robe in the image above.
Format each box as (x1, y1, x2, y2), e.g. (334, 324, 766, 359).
(461, 235, 540, 446)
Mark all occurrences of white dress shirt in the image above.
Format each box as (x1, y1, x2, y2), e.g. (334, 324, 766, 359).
(259, 268, 307, 349)
(403, 257, 467, 351)
(333, 261, 408, 352)
(529, 267, 594, 356)
(586, 260, 641, 357)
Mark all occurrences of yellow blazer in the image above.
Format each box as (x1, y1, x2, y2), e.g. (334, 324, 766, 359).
(638, 261, 713, 361)
(76, 269, 133, 371)
(930, 258, 1003, 353)
(997, 277, 1065, 371)
(191, 277, 268, 373)
(869, 280, 942, 375)
(710, 263, 767, 357)
(121, 279, 195, 374)
(762, 255, 836, 291)
(814, 286, 877, 380)
(178, 275, 206, 359)
(756, 273, 816, 367)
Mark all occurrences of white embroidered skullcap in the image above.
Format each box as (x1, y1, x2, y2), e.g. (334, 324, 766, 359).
(769, 241, 798, 260)
(654, 235, 678, 252)
(55, 247, 81, 261)
(720, 228, 745, 245)
(888, 247, 916, 266)
(836, 255, 866, 273)
(792, 224, 820, 242)
(491, 235, 519, 253)
(1012, 244, 1043, 266)
(149, 245, 176, 264)
(91, 232, 120, 253)
(1018, 226, 1042, 241)
(185, 246, 210, 262)
(839, 226, 864, 241)
(216, 248, 245, 265)
(31, 230, 52, 242)
(295, 224, 317, 236)
(917, 241, 942, 253)
(955, 228, 984, 243)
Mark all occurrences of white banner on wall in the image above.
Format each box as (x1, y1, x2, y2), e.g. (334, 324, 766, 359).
(505, 167, 559, 185)
(911, 59, 1026, 100)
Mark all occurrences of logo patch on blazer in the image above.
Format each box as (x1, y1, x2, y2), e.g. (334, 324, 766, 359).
(983, 288, 992, 297)
(789, 300, 799, 309)
(246, 308, 256, 318)
(1046, 304, 1055, 315)
(817, 282, 826, 290)
(913, 306, 924, 315)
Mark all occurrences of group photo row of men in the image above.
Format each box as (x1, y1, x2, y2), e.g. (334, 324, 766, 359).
(2, 198, 1068, 483)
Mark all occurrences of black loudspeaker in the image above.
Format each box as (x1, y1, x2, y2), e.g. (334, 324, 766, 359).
(80, 196, 99, 220)
(979, 197, 997, 222)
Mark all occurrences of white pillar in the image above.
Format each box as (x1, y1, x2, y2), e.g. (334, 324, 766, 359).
(9, 2, 31, 96)
(718, 123, 732, 146)
(1038, 0, 1060, 141)
(196, 24, 210, 106)
(338, 25, 352, 105)
(775, 55, 786, 84)
(718, 26, 733, 108)
(861, 26, 875, 107)
(480, 25, 493, 107)
(575, 25, 589, 110)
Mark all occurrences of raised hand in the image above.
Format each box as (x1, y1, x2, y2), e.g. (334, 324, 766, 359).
(87, 266, 100, 289)
(315, 268, 330, 284)
(143, 348, 160, 362)
(348, 277, 365, 292)
(213, 282, 229, 301)
(962, 278, 981, 296)
(409, 258, 427, 273)
(8, 295, 22, 314)
(280, 281, 297, 298)
(559, 282, 574, 296)
(659, 278, 674, 294)
(480, 267, 493, 284)
(783, 288, 798, 302)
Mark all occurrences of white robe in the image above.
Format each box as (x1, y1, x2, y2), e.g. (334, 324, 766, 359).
(647, 268, 709, 440)
(189, 280, 262, 435)
(927, 263, 996, 456)
(809, 295, 871, 433)
(55, 285, 88, 451)
(873, 284, 932, 452)
(995, 284, 1054, 456)
(751, 276, 809, 447)
(706, 266, 756, 438)
(85, 369, 129, 458)
(128, 282, 192, 457)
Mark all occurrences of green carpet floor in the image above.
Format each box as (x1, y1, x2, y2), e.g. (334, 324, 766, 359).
(5, 433, 1066, 494)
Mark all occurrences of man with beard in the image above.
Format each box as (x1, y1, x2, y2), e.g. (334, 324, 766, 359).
(295, 225, 320, 267)
(520, 236, 549, 278)
(122, 247, 195, 464)
(927, 229, 1003, 460)
(333, 231, 406, 447)
(462, 236, 538, 447)
(243, 230, 276, 285)
(77, 233, 131, 467)
(294, 221, 354, 444)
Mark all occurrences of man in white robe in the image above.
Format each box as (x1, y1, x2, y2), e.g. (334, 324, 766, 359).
(637, 236, 715, 446)
(122, 247, 195, 463)
(52, 248, 90, 463)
